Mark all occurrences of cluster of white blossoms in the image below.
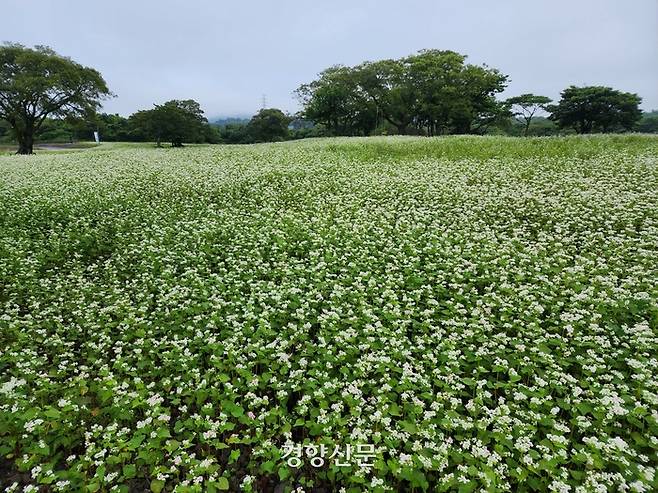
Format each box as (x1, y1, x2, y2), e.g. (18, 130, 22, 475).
(0, 135, 657, 492)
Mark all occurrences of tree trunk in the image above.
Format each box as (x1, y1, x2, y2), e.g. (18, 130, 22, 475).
(396, 123, 408, 135)
(17, 130, 34, 155)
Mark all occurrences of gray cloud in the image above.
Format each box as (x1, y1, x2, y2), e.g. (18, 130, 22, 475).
(4, 0, 657, 117)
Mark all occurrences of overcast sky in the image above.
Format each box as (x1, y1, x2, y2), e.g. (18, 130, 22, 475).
(4, 0, 657, 118)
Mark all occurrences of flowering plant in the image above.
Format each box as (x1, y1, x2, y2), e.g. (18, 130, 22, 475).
(0, 135, 657, 492)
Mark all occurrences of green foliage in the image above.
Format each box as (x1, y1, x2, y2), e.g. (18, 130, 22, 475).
(202, 123, 223, 144)
(128, 99, 208, 147)
(505, 94, 553, 136)
(24, 113, 135, 144)
(215, 122, 252, 144)
(0, 118, 13, 142)
(0, 43, 110, 153)
(491, 116, 560, 137)
(637, 110, 658, 133)
(247, 108, 290, 142)
(289, 124, 330, 140)
(96, 113, 132, 141)
(32, 118, 75, 143)
(213, 117, 250, 126)
(404, 50, 509, 134)
(297, 50, 509, 136)
(356, 58, 415, 134)
(296, 65, 378, 136)
(212, 112, 319, 144)
(548, 86, 642, 134)
(0, 135, 657, 491)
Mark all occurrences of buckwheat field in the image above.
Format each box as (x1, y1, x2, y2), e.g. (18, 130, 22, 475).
(1, 135, 657, 493)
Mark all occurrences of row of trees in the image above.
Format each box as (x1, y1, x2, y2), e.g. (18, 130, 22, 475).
(0, 44, 655, 153)
(95, 106, 292, 145)
(506, 88, 643, 136)
(0, 43, 298, 152)
(296, 50, 509, 136)
(0, 102, 316, 148)
(295, 50, 646, 137)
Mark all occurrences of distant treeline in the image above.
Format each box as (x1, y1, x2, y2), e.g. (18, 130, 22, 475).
(1, 109, 655, 146)
(294, 50, 655, 137)
(1, 47, 657, 148)
(2, 108, 655, 146)
(0, 106, 326, 146)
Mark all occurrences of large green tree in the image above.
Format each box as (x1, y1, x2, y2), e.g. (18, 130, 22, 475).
(548, 86, 642, 134)
(295, 66, 377, 136)
(247, 108, 290, 142)
(506, 94, 552, 136)
(356, 59, 416, 134)
(405, 50, 508, 135)
(129, 99, 207, 147)
(0, 43, 110, 154)
(297, 50, 508, 136)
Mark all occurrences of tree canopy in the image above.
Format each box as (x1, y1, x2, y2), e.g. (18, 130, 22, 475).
(128, 99, 208, 146)
(548, 86, 642, 134)
(2, 42, 653, 149)
(295, 66, 377, 136)
(247, 108, 290, 142)
(296, 50, 509, 136)
(506, 94, 552, 136)
(0, 43, 111, 154)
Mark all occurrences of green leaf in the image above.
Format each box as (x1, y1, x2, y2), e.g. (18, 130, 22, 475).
(165, 439, 180, 452)
(278, 466, 290, 481)
(123, 464, 136, 479)
(150, 479, 165, 493)
(411, 470, 429, 489)
(127, 434, 145, 450)
(156, 428, 171, 438)
(44, 408, 61, 419)
(458, 481, 477, 493)
(217, 477, 230, 490)
(401, 421, 417, 434)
